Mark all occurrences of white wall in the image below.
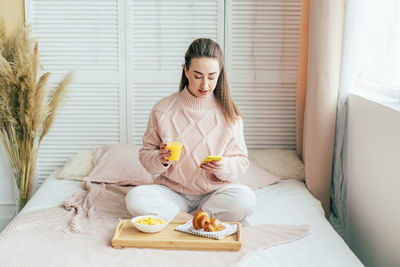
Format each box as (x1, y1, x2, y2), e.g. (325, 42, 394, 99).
(0, 146, 17, 230)
(0, 0, 25, 231)
(347, 93, 400, 267)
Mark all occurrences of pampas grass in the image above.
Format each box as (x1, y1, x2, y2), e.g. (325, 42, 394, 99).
(0, 20, 72, 211)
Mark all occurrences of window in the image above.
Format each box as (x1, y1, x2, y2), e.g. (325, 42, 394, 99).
(354, 0, 400, 102)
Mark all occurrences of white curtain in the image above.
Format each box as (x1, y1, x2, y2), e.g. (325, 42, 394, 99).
(329, 0, 400, 238)
(360, 0, 400, 95)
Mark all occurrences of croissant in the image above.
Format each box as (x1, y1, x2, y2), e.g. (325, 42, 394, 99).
(204, 218, 224, 232)
(192, 211, 224, 232)
(192, 211, 210, 230)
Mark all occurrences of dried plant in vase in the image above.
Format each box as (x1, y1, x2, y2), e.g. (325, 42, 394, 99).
(0, 21, 72, 211)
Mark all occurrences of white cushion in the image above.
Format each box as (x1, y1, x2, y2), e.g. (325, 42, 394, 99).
(247, 149, 305, 181)
(56, 151, 94, 181)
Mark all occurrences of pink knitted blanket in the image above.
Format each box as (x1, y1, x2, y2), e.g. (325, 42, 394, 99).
(0, 182, 309, 267)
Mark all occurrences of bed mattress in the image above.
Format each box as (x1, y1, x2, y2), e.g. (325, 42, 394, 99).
(19, 170, 362, 267)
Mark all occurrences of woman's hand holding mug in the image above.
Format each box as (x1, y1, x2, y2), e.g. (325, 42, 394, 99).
(159, 142, 172, 166)
(160, 137, 183, 166)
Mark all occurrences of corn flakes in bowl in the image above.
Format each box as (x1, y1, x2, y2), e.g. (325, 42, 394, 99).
(131, 215, 169, 233)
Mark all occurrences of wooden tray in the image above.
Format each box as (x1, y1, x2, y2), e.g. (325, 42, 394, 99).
(111, 220, 242, 251)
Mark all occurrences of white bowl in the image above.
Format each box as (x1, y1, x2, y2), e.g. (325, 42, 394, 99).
(131, 215, 170, 233)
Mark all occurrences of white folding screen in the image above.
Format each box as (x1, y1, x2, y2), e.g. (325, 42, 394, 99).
(126, 0, 224, 144)
(26, 0, 126, 183)
(225, 0, 301, 149)
(26, 0, 302, 183)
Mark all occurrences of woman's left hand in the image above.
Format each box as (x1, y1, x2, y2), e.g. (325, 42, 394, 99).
(200, 160, 223, 174)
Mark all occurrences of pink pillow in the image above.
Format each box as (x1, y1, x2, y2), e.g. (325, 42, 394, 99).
(237, 160, 281, 190)
(84, 144, 153, 185)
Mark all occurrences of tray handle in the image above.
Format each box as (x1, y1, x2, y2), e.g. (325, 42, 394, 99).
(111, 219, 128, 248)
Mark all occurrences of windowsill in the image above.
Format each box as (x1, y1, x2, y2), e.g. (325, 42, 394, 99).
(352, 80, 400, 112)
(351, 91, 400, 113)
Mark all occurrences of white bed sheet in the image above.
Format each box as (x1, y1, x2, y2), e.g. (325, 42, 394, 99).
(20, 170, 363, 267)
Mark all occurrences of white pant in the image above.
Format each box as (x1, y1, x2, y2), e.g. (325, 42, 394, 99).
(125, 184, 256, 222)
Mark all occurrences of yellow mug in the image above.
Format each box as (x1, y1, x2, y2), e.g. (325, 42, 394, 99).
(163, 137, 183, 162)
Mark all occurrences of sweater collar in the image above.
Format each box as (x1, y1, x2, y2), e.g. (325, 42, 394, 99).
(179, 86, 218, 110)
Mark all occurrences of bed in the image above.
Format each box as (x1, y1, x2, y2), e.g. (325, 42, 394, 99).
(0, 146, 362, 267)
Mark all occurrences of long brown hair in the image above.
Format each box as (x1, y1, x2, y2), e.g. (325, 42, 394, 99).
(179, 38, 242, 124)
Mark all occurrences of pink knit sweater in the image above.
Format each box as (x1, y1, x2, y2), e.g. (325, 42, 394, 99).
(139, 87, 249, 195)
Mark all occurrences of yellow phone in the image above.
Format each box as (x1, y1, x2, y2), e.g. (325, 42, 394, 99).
(201, 155, 222, 165)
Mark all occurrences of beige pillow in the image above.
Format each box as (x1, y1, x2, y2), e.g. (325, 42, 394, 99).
(56, 151, 94, 181)
(83, 144, 153, 185)
(237, 160, 281, 190)
(248, 149, 305, 181)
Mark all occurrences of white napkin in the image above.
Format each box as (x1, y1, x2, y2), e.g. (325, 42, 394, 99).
(174, 219, 238, 240)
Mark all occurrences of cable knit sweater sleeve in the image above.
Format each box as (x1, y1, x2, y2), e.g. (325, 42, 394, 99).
(215, 118, 249, 182)
(139, 108, 169, 176)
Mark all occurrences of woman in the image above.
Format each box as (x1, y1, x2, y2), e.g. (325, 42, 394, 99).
(126, 38, 256, 222)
